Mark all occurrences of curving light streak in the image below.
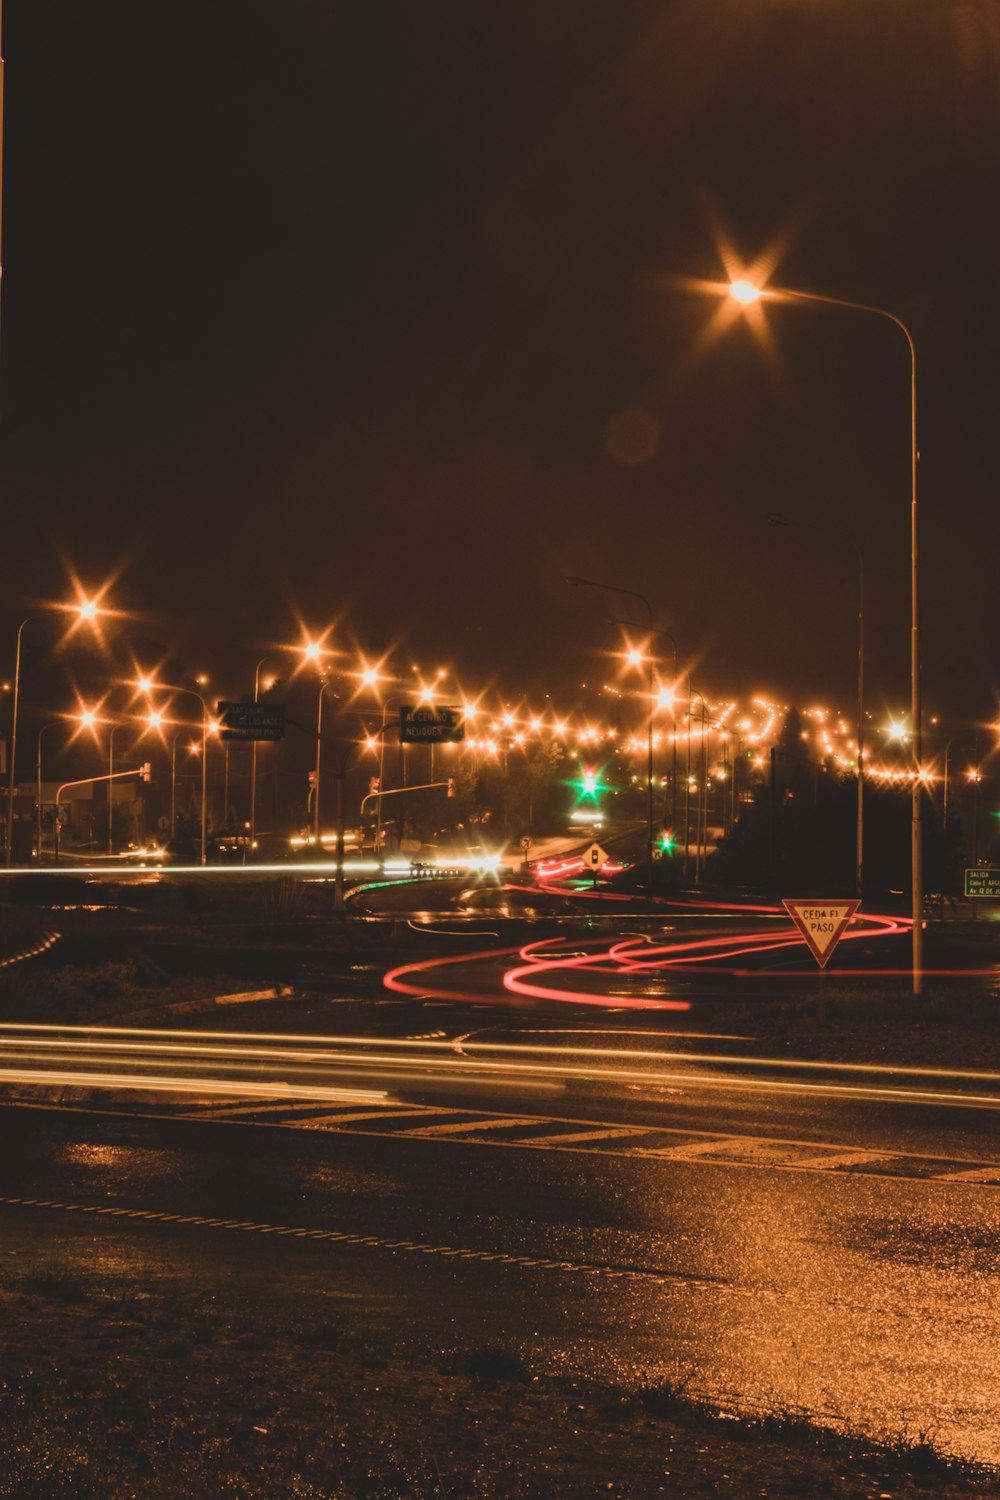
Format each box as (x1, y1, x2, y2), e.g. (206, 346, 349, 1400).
(381, 901, 915, 1009)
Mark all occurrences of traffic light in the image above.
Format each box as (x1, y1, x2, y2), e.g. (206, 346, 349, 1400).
(369, 777, 380, 795)
(140, 762, 152, 782)
(446, 777, 455, 798)
(660, 828, 676, 855)
(572, 764, 604, 802)
(307, 770, 316, 788)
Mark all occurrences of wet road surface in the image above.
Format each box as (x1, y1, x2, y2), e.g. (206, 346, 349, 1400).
(3, 1088, 1000, 1465)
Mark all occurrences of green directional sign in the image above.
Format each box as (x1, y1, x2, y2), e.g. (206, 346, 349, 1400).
(217, 701, 286, 742)
(965, 868, 1000, 899)
(398, 705, 464, 744)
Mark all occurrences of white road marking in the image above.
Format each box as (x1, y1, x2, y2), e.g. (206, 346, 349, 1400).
(189, 1096, 386, 1117)
(793, 1149, 888, 1170)
(932, 1165, 1000, 1183)
(293, 1107, 446, 1126)
(401, 1116, 536, 1135)
(517, 1127, 647, 1146)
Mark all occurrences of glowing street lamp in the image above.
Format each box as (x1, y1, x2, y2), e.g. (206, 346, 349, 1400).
(35, 708, 100, 865)
(611, 614, 682, 852)
(5, 597, 105, 866)
(724, 274, 923, 993)
(134, 676, 211, 863)
(569, 576, 656, 888)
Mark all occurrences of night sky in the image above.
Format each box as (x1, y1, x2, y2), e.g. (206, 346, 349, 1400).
(2, 1, 998, 733)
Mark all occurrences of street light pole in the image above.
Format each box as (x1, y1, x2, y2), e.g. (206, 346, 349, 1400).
(314, 677, 327, 846)
(139, 682, 210, 863)
(569, 577, 655, 888)
(107, 722, 126, 856)
(250, 655, 278, 855)
(36, 721, 64, 865)
(5, 601, 104, 866)
(728, 280, 922, 993)
(5, 616, 34, 865)
(610, 615, 681, 847)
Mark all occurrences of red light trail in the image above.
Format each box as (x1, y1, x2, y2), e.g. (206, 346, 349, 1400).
(383, 896, 916, 1010)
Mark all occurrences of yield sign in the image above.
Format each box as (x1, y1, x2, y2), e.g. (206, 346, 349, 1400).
(782, 899, 860, 968)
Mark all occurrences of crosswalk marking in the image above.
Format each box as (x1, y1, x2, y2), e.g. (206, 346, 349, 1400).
(932, 1165, 1000, 1183)
(793, 1149, 887, 1170)
(517, 1127, 645, 1146)
(20, 1094, 1000, 1187)
(401, 1116, 535, 1135)
(189, 1100, 379, 1118)
(293, 1107, 443, 1126)
(641, 1136, 766, 1159)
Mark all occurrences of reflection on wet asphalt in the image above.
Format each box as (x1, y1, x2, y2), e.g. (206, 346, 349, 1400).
(3, 1101, 1000, 1463)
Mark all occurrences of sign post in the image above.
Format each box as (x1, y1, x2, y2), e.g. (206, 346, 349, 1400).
(782, 899, 860, 969)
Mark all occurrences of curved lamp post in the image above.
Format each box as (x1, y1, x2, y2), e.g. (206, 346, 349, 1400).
(728, 279, 922, 994)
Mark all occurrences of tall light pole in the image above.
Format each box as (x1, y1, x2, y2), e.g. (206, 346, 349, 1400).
(6, 599, 103, 865)
(35, 720, 74, 865)
(250, 655, 278, 855)
(727, 278, 922, 994)
(610, 615, 682, 848)
(106, 721, 130, 856)
(167, 730, 201, 843)
(313, 676, 330, 846)
(136, 679, 211, 863)
(767, 513, 865, 899)
(687, 691, 709, 883)
(569, 576, 655, 888)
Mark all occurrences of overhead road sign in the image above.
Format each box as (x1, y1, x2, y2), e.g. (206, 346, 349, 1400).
(783, 899, 860, 968)
(965, 868, 1000, 899)
(398, 706, 464, 744)
(217, 701, 286, 742)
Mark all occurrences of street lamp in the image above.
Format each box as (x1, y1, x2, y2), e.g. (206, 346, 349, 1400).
(687, 691, 708, 884)
(726, 277, 923, 993)
(767, 512, 865, 899)
(35, 713, 97, 864)
(568, 576, 655, 887)
(610, 616, 682, 848)
(250, 655, 279, 855)
(136, 678, 211, 863)
(313, 675, 332, 846)
(106, 722, 124, 856)
(168, 729, 202, 843)
(5, 598, 104, 865)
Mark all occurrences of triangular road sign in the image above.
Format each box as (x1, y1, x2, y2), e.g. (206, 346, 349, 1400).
(782, 899, 860, 968)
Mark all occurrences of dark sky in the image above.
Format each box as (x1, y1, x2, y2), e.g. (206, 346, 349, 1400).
(2, 1, 998, 732)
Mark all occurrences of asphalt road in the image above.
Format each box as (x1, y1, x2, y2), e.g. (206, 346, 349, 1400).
(4, 1035, 1000, 1467)
(2, 880, 999, 1466)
